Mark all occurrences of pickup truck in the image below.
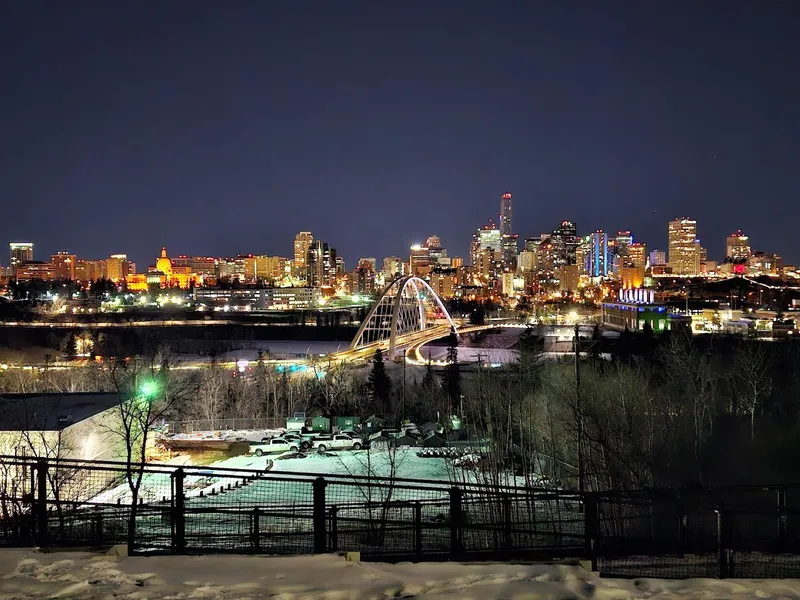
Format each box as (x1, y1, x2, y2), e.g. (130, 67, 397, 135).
(312, 434, 364, 452)
(250, 438, 301, 456)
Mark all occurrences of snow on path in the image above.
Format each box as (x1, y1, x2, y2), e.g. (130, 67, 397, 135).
(0, 549, 796, 599)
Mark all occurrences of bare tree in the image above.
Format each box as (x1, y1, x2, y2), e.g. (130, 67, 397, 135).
(733, 341, 773, 440)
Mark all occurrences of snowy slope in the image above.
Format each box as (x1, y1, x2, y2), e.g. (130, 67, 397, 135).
(0, 549, 797, 599)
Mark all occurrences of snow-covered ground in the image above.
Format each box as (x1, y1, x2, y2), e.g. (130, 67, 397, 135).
(89, 448, 500, 506)
(1, 549, 797, 599)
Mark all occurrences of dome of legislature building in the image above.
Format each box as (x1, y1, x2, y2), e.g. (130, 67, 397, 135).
(126, 246, 198, 291)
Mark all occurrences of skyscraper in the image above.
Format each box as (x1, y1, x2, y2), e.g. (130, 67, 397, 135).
(306, 240, 337, 287)
(382, 256, 403, 280)
(293, 232, 313, 280)
(628, 242, 647, 268)
(726, 230, 751, 263)
(409, 244, 431, 278)
(668, 218, 701, 275)
(499, 193, 517, 270)
(580, 231, 608, 277)
(9, 242, 33, 274)
(51, 252, 76, 280)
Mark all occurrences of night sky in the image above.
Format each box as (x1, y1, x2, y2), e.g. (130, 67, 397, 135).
(2, 1, 799, 270)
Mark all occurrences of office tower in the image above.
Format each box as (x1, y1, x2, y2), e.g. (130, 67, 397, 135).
(524, 237, 542, 253)
(580, 231, 608, 277)
(550, 221, 578, 267)
(424, 236, 447, 267)
(74, 259, 107, 282)
(668, 218, 701, 275)
(409, 244, 431, 278)
(450, 256, 464, 269)
(9, 242, 33, 274)
(649, 250, 666, 266)
(726, 230, 751, 263)
(499, 193, 517, 269)
(306, 240, 337, 287)
(293, 232, 314, 279)
(50, 252, 76, 280)
(628, 242, 647, 268)
(105, 254, 129, 283)
(382, 256, 403, 280)
(518, 250, 536, 273)
(335, 256, 345, 276)
(355, 259, 376, 294)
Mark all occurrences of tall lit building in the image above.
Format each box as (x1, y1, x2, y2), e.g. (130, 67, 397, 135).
(649, 250, 667, 267)
(668, 218, 701, 275)
(306, 240, 337, 288)
(50, 252, 76, 280)
(9, 243, 33, 274)
(550, 221, 578, 267)
(424, 236, 447, 267)
(580, 231, 608, 278)
(499, 193, 517, 269)
(726, 230, 751, 263)
(105, 254, 129, 283)
(355, 259, 376, 294)
(518, 250, 536, 273)
(382, 256, 403, 280)
(409, 244, 431, 278)
(628, 242, 646, 268)
(75, 259, 106, 282)
(293, 232, 314, 280)
(524, 237, 542, 252)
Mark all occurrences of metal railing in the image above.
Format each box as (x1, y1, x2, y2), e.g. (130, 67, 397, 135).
(3, 455, 800, 578)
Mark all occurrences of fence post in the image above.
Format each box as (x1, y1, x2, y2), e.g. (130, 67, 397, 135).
(252, 508, 261, 553)
(414, 501, 422, 559)
(716, 508, 730, 578)
(313, 477, 327, 553)
(778, 487, 787, 549)
(35, 459, 48, 548)
(172, 468, 186, 553)
(94, 506, 103, 547)
(329, 506, 339, 552)
(678, 489, 688, 558)
(584, 492, 599, 572)
(503, 494, 512, 552)
(449, 487, 464, 558)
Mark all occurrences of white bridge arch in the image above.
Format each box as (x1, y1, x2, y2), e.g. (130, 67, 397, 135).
(351, 276, 458, 356)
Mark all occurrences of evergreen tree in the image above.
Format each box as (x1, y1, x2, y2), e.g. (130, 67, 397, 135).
(63, 333, 78, 359)
(441, 328, 461, 414)
(421, 357, 437, 390)
(368, 348, 392, 412)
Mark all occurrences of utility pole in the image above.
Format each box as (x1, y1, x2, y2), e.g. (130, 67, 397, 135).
(402, 350, 407, 422)
(575, 322, 585, 497)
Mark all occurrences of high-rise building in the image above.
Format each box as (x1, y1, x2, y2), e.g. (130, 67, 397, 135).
(293, 232, 314, 280)
(306, 240, 337, 287)
(726, 230, 751, 263)
(580, 231, 608, 278)
(105, 254, 129, 283)
(409, 244, 431, 278)
(382, 256, 403, 280)
(668, 218, 701, 275)
(649, 250, 666, 267)
(550, 221, 578, 267)
(524, 237, 542, 253)
(450, 257, 464, 269)
(9, 243, 33, 274)
(173, 256, 216, 277)
(518, 250, 537, 273)
(499, 193, 517, 269)
(499, 193, 513, 236)
(628, 242, 646, 268)
(74, 259, 107, 282)
(355, 259, 376, 294)
(50, 252, 76, 280)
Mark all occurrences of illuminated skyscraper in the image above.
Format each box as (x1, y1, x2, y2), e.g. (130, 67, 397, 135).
(106, 254, 129, 283)
(409, 244, 430, 278)
(382, 256, 403, 280)
(580, 231, 608, 277)
(550, 221, 578, 267)
(499, 193, 517, 269)
(628, 242, 647, 268)
(9, 242, 33, 274)
(293, 232, 313, 280)
(306, 240, 336, 287)
(668, 218, 701, 275)
(726, 230, 751, 262)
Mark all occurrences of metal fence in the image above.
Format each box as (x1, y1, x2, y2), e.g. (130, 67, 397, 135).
(3, 455, 800, 578)
(165, 418, 282, 434)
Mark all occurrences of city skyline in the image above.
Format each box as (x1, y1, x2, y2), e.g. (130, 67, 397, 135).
(3, 2, 799, 268)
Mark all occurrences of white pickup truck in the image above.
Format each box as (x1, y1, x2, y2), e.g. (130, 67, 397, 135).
(312, 434, 364, 452)
(249, 438, 301, 456)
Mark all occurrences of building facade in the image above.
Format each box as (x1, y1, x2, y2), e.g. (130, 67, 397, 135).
(668, 218, 701, 275)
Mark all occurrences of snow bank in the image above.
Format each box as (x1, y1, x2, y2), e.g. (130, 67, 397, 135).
(1, 549, 797, 599)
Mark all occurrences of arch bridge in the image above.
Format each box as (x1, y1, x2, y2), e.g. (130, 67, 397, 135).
(350, 275, 458, 358)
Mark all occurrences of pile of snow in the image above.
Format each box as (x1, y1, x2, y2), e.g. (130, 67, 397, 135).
(1, 549, 798, 599)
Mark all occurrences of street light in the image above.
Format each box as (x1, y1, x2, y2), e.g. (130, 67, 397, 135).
(140, 380, 158, 399)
